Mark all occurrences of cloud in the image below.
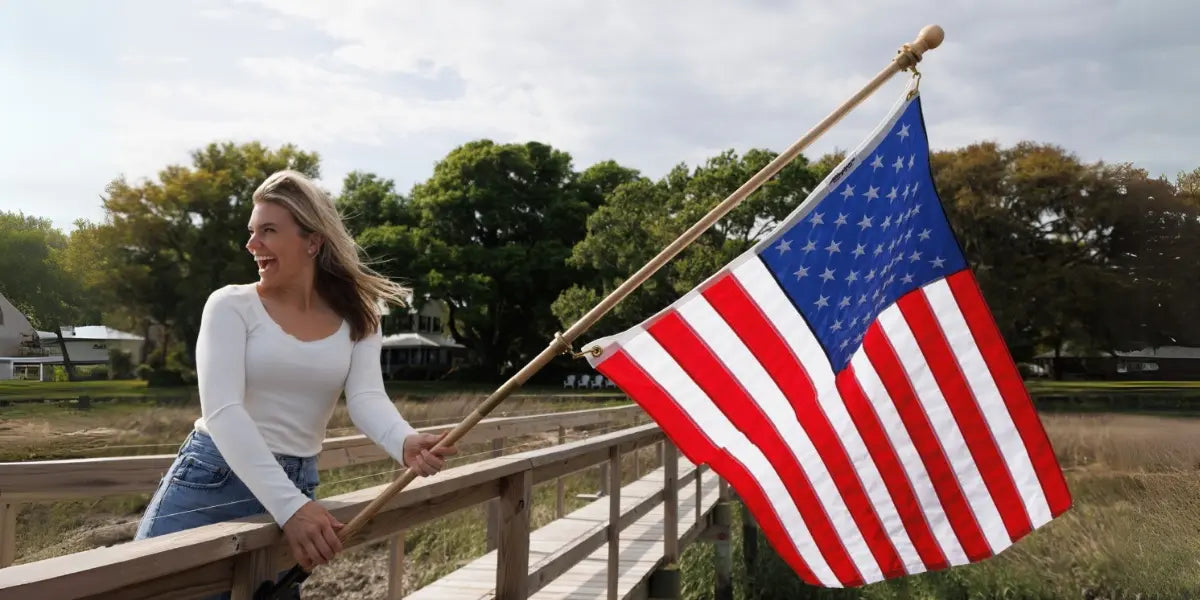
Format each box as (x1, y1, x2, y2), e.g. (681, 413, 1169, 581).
(3, 0, 1197, 235)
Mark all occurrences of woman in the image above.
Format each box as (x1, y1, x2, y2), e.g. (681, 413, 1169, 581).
(134, 170, 456, 596)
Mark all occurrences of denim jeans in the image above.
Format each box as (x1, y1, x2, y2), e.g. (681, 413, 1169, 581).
(135, 429, 319, 599)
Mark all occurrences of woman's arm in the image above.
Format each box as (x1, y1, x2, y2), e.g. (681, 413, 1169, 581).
(195, 288, 311, 527)
(343, 329, 418, 464)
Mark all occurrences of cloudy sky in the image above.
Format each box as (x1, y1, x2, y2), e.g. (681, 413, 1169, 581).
(2, 0, 1195, 233)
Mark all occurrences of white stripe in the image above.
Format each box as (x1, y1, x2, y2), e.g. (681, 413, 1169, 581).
(732, 260, 925, 576)
(878, 305, 1012, 555)
(677, 296, 882, 583)
(850, 350, 970, 566)
(623, 330, 842, 587)
(923, 281, 1053, 527)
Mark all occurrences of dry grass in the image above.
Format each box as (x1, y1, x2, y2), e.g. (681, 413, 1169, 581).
(725, 412, 1200, 599)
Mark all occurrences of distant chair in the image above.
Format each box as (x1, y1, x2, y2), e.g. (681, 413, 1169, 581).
(562, 374, 577, 389)
(604, 377, 616, 389)
(591, 375, 604, 389)
(576, 374, 591, 389)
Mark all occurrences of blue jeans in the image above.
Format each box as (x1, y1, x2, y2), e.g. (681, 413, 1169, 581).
(135, 429, 319, 599)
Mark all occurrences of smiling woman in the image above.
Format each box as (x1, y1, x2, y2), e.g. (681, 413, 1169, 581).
(132, 170, 458, 600)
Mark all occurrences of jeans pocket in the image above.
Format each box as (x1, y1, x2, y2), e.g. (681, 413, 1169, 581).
(170, 454, 232, 490)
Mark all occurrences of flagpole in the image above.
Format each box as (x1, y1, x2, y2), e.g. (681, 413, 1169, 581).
(256, 24, 944, 599)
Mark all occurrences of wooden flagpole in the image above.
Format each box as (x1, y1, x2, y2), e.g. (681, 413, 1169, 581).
(256, 23, 944, 599)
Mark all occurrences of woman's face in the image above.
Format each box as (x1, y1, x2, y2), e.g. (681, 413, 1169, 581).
(246, 202, 317, 288)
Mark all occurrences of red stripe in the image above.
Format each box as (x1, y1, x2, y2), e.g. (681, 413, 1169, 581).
(945, 272, 1072, 517)
(596, 349, 822, 585)
(836, 367, 949, 571)
(897, 291, 1032, 541)
(647, 311, 865, 587)
(862, 322, 993, 561)
(703, 274, 905, 578)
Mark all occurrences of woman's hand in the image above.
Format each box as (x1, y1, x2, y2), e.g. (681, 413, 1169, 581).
(403, 432, 459, 476)
(282, 501, 344, 572)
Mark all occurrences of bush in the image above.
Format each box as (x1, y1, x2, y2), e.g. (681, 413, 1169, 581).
(108, 348, 135, 380)
(51, 366, 69, 382)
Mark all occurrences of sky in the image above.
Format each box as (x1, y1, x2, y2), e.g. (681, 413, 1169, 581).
(1, 0, 1196, 234)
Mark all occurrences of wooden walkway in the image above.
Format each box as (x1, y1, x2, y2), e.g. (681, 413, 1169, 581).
(406, 458, 720, 600)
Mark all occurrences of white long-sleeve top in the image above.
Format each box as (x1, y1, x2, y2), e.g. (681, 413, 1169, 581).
(192, 283, 416, 527)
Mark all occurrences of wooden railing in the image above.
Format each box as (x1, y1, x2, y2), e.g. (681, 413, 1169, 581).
(0, 404, 644, 570)
(0, 422, 718, 600)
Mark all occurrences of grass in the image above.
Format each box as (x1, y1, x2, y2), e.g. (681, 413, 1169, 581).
(693, 412, 1200, 600)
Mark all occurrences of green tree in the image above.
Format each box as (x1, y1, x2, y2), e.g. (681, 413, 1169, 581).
(552, 148, 820, 339)
(361, 140, 601, 377)
(0, 212, 92, 378)
(95, 141, 320, 368)
(336, 171, 413, 237)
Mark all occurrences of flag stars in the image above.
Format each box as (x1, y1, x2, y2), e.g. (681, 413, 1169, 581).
(887, 186, 898, 201)
(881, 216, 892, 230)
(858, 294, 868, 305)
(810, 212, 825, 226)
(825, 240, 842, 255)
(819, 267, 836, 282)
(840, 339, 850, 350)
(909, 250, 923, 262)
(839, 296, 851, 308)
(902, 273, 914, 284)
(850, 315, 860, 328)
(840, 185, 855, 200)
(904, 229, 913, 242)
(793, 265, 810, 279)
(902, 184, 910, 200)
(852, 243, 867, 258)
(893, 156, 906, 172)
(775, 239, 792, 254)
(918, 228, 932, 241)
(815, 295, 830, 309)
(930, 256, 946, 269)
(864, 185, 880, 201)
(831, 319, 843, 331)
(857, 215, 873, 230)
(871, 154, 884, 170)
(846, 270, 859, 283)
(802, 240, 817, 252)
(908, 154, 915, 169)
(834, 213, 848, 227)
(873, 244, 884, 256)
(866, 269, 876, 280)
(897, 123, 910, 140)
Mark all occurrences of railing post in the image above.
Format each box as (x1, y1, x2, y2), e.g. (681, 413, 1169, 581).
(556, 425, 566, 518)
(0, 502, 17, 568)
(486, 436, 506, 551)
(696, 465, 702, 525)
(663, 442, 678, 563)
(607, 445, 621, 600)
(387, 532, 406, 600)
(230, 547, 274, 600)
(496, 470, 532, 600)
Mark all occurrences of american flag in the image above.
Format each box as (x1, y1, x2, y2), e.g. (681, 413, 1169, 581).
(583, 89, 1072, 587)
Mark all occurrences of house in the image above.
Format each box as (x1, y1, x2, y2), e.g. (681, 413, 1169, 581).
(377, 294, 469, 379)
(0, 292, 145, 381)
(1033, 345, 1200, 380)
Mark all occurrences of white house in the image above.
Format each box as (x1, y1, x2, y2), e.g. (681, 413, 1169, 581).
(0, 292, 145, 381)
(377, 293, 469, 379)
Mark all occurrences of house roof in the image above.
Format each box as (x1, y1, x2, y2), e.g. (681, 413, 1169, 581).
(37, 326, 144, 342)
(381, 332, 464, 349)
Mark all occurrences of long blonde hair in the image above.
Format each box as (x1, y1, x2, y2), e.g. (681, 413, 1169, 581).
(252, 170, 409, 341)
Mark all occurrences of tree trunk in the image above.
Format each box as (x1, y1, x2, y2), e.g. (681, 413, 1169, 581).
(1052, 341, 1064, 381)
(54, 325, 78, 382)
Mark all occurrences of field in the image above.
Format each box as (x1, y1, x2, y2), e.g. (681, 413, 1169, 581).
(4, 383, 1200, 598)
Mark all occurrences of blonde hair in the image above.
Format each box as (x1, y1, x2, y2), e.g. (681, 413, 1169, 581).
(252, 170, 409, 341)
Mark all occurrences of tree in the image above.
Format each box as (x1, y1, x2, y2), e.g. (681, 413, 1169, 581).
(95, 141, 320, 370)
(552, 148, 820, 339)
(361, 140, 603, 377)
(336, 171, 413, 237)
(0, 212, 91, 378)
